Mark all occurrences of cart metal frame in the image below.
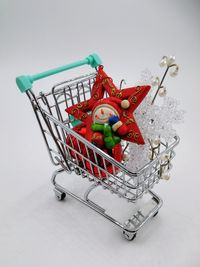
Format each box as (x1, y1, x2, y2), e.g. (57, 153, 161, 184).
(17, 54, 180, 240)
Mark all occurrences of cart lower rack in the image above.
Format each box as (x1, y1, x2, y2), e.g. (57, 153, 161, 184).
(16, 54, 179, 240)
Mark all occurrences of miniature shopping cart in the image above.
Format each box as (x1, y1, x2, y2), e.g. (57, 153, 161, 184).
(16, 54, 179, 241)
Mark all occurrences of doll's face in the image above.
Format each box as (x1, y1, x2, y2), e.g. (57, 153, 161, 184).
(93, 104, 119, 124)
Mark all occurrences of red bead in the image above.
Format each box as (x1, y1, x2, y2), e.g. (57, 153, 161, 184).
(117, 124, 129, 136)
(92, 132, 104, 147)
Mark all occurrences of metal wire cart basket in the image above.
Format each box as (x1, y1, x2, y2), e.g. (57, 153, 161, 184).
(16, 54, 180, 241)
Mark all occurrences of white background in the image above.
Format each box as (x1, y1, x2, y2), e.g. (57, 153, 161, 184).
(1, 0, 200, 266)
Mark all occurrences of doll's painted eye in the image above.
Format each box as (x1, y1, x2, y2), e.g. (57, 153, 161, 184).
(95, 114, 99, 118)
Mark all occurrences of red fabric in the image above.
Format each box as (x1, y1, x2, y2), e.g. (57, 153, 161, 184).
(66, 124, 122, 179)
(66, 65, 150, 145)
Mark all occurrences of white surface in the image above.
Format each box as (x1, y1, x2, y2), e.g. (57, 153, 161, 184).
(1, 0, 200, 266)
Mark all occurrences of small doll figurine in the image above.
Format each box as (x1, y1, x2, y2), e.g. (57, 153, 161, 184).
(91, 97, 131, 149)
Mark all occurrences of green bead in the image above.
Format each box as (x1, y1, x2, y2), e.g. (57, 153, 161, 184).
(113, 135, 121, 144)
(104, 137, 115, 149)
(91, 123, 104, 131)
(92, 123, 121, 149)
(104, 125, 112, 137)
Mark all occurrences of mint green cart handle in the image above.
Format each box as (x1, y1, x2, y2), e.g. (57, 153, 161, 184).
(16, 53, 102, 93)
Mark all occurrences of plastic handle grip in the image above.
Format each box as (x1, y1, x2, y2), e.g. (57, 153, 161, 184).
(16, 53, 102, 93)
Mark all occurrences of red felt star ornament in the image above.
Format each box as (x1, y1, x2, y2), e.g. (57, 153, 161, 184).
(66, 65, 150, 145)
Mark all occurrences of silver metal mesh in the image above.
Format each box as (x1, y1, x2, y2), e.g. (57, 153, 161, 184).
(28, 72, 179, 202)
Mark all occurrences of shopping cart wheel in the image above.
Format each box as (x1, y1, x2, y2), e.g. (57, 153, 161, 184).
(123, 230, 137, 241)
(54, 188, 66, 201)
